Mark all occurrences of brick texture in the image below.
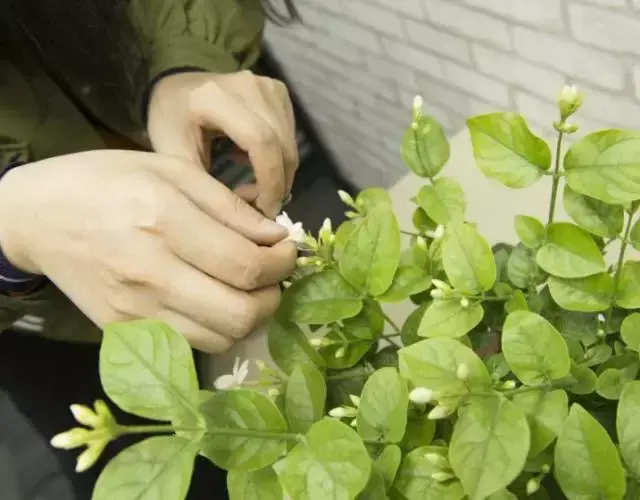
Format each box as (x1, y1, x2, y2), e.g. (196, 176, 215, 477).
(264, 0, 640, 187)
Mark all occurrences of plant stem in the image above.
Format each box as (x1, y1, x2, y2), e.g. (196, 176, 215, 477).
(608, 211, 635, 324)
(546, 131, 565, 226)
(381, 333, 402, 339)
(401, 229, 422, 238)
(381, 310, 401, 334)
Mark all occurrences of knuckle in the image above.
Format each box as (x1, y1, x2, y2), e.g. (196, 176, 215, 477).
(236, 257, 263, 290)
(253, 127, 279, 151)
(230, 299, 262, 339)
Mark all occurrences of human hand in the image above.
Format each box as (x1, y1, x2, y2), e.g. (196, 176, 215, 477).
(0, 150, 297, 353)
(147, 71, 299, 218)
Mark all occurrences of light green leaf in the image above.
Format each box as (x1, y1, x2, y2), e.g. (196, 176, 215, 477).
(267, 318, 325, 375)
(443, 222, 497, 292)
(596, 368, 633, 400)
(567, 363, 597, 395)
(548, 273, 614, 312)
(358, 469, 388, 500)
(515, 215, 545, 249)
(450, 396, 530, 500)
(556, 311, 598, 348)
(508, 244, 543, 289)
(564, 129, 640, 204)
(93, 436, 197, 500)
(377, 266, 432, 303)
(200, 390, 288, 471)
(99, 320, 199, 422)
(376, 444, 402, 490)
(340, 207, 401, 296)
(342, 300, 385, 340)
(273, 419, 371, 500)
(401, 303, 429, 346)
(617, 381, 640, 478)
(502, 311, 571, 385)
(615, 261, 640, 309)
(630, 219, 640, 251)
(563, 185, 624, 238)
(357, 368, 408, 443)
(402, 115, 450, 178)
(399, 338, 492, 395)
(583, 344, 613, 367)
(227, 468, 283, 500)
(402, 418, 436, 451)
(554, 404, 626, 499)
(417, 177, 466, 225)
(394, 446, 465, 500)
(285, 364, 326, 434)
(319, 327, 374, 370)
(488, 491, 518, 500)
(412, 206, 438, 234)
(418, 299, 484, 338)
(281, 269, 363, 324)
(467, 112, 551, 188)
(400, 241, 430, 269)
(485, 353, 510, 381)
(621, 313, 640, 351)
(536, 223, 605, 278)
(513, 390, 569, 457)
(333, 220, 357, 257)
(505, 290, 529, 313)
(356, 188, 393, 213)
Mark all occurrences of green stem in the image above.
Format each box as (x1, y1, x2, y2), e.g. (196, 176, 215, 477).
(401, 230, 422, 238)
(546, 131, 565, 226)
(608, 211, 635, 324)
(382, 333, 402, 339)
(381, 310, 401, 334)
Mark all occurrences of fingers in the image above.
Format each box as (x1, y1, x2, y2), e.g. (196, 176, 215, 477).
(234, 183, 259, 203)
(155, 310, 233, 354)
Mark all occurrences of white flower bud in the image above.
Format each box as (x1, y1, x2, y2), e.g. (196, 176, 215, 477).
(428, 405, 451, 420)
(434, 225, 445, 239)
(319, 218, 333, 244)
(558, 84, 583, 119)
(598, 313, 606, 323)
(416, 237, 428, 250)
(409, 387, 434, 404)
(50, 428, 91, 450)
(413, 95, 424, 110)
(411, 121, 419, 130)
(93, 400, 115, 427)
(349, 395, 361, 407)
(350, 418, 358, 428)
(526, 478, 540, 496)
(431, 289, 445, 299)
(431, 472, 455, 482)
(541, 464, 551, 474)
(346, 211, 360, 219)
(314, 258, 324, 267)
(502, 380, 517, 390)
(432, 279, 450, 291)
(76, 441, 106, 473)
(459, 298, 470, 309)
(335, 347, 346, 359)
(456, 364, 470, 381)
(282, 280, 292, 288)
(328, 406, 356, 418)
(267, 388, 280, 398)
(337, 190, 355, 207)
(597, 328, 606, 338)
(70, 404, 101, 428)
(310, 338, 324, 347)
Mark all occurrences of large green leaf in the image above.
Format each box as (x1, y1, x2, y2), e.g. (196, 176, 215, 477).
(200, 390, 288, 471)
(442, 222, 497, 292)
(615, 261, 640, 309)
(513, 390, 568, 457)
(93, 436, 197, 500)
(342, 300, 385, 340)
(508, 244, 543, 289)
(467, 112, 551, 188)
(357, 368, 408, 443)
(267, 318, 325, 375)
(227, 468, 283, 500)
(401, 303, 430, 346)
(514, 215, 545, 249)
(393, 446, 465, 500)
(536, 223, 605, 278)
(617, 381, 640, 478)
(596, 368, 634, 400)
(375, 444, 402, 491)
(402, 115, 450, 178)
(273, 419, 371, 499)
(567, 363, 597, 395)
(280, 269, 363, 324)
(554, 404, 626, 499)
(502, 311, 571, 385)
(376, 266, 431, 303)
(418, 299, 484, 338)
(449, 396, 530, 500)
(417, 177, 466, 225)
(356, 188, 393, 213)
(340, 207, 401, 296)
(548, 273, 614, 312)
(562, 185, 624, 238)
(399, 338, 492, 395)
(99, 320, 199, 422)
(564, 129, 640, 204)
(630, 219, 640, 251)
(621, 313, 640, 351)
(285, 364, 326, 434)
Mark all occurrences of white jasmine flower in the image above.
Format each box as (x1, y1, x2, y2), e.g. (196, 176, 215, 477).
(456, 364, 470, 381)
(558, 84, 583, 119)
(413, 95, 424, 110)
(276, 212, 306, 246)
(214, 357, 249, 390)
(409, 387, 435, 404)
(559, 84, 578, 104)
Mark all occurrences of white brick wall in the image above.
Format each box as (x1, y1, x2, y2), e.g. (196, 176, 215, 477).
(265, 0, 640, 187)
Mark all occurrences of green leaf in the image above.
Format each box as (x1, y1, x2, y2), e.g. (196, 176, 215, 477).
(536, 223, 605, 278)
(376, 444, 402, 490)
(556, 311, 598, 347)
(357, 367, 408, 443)
(505, 290, 529, 313)
(621, 313, 640, 351)
(370, 346, 400, 370)
(333, 220, 357, 257)
(401, 303, 429, 346)
(630, 219, 640, 251)
(502, 311, 571, 385)
(99, 320, 199, 422)
(617, 381, 640, 478)
(93, 436, 197, 500)
(615, 261, 640, 309)
(564, 129, 640, 204)
(227, 468, 283, 500)
(443, 222, 497, 292)
(449, 396, 530, 500)
(281, 269, 363, 324)
(548, 273, 614, 312)
(399, 338, 492, 395)
(342, 300, 385, 340)
(486, 353, 510, 381)
(563, 185, 624, 238)
(356, 188, 393, 213)
(584, 343, 613, 367)
(417, 177, 466, 225)
(340, 207, 401, 296)
(567, 363, 597, 395)
(508, 244, 543, 289)
(467, 112, 551, 188)
(402, 115, 450, 178)
(402, 417, 436, 451)
(515, 215, 545, 249)
(358, 469, 387, 500)
(319, 327, 374, 370)
(267, 318, 325, 375)
(554, 404, 626, 499)
(513, 390, 569, 457)
(285, 364, 326, 434)
(412, 206, 438, 234)
(377, 266, 431, 303)
(488, 491, 518, 500)
(200, 390, 288, 471)
(418, 299, 484, 338)
(596, 368, 633, 400)
(273, 419, 371, 499)
(394, 446, 465, 500)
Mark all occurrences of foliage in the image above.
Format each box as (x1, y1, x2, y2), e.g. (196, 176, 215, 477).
(53, 88, 640, 499)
